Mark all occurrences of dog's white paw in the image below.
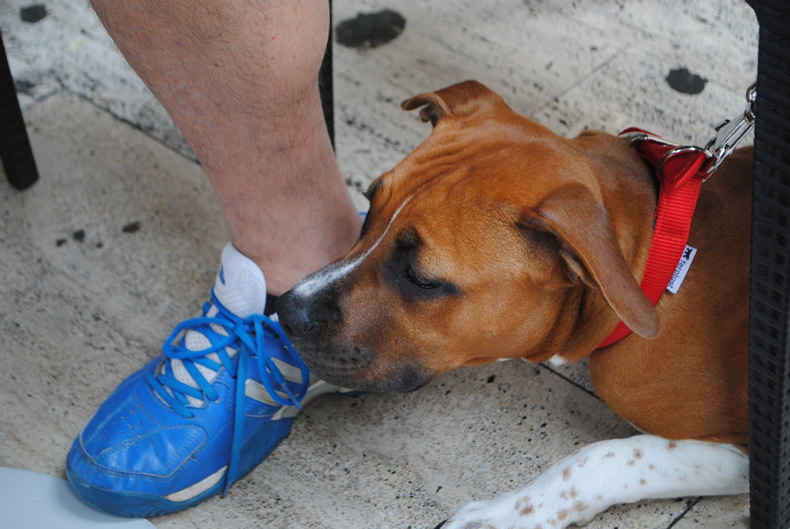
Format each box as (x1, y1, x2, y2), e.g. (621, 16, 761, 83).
(441, 495, 534, 529)
(440, 485, 594, 529)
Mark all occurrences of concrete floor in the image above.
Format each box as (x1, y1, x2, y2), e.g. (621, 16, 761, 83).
(0, 0, 757, 528)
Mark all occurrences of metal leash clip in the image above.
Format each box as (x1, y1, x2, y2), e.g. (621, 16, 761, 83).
(702, 82, 757, 177)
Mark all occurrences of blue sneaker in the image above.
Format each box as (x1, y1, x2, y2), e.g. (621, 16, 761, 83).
(67, 243, 350, 517)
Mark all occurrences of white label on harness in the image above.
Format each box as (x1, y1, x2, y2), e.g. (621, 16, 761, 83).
(667, 245, 697, 294)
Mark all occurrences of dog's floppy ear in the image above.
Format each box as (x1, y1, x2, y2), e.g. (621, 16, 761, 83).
(401, 80, 504, 127)
(521, 185, 659, 339)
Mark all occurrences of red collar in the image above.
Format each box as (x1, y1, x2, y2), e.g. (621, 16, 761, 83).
(597, 127, 714, 349)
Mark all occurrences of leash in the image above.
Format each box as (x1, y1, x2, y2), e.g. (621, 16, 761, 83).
(597, 83, 756, 349)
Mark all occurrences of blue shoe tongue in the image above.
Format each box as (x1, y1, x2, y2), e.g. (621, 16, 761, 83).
(212, 243, 268, 318)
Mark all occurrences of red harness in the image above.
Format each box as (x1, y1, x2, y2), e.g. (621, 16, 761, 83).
(596, 128, 715, 349)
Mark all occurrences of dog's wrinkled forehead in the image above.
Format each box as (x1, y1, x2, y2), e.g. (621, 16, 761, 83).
(292, 192, 414, 299)
(293, 79, 562, 300)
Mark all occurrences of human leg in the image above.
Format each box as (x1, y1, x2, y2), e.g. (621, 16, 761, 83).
(90, 0, 361, 294)
(67, 0, 361, 516)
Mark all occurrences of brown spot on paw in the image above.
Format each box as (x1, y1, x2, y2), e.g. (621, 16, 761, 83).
(514, 496, 534, 515)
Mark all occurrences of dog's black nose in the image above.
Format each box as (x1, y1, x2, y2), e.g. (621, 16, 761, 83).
(276, 290, 317, 340)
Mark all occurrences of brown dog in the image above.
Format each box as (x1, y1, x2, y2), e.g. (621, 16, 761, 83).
(277, 81, 752, 528)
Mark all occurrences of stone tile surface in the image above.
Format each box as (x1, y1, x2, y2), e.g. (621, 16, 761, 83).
(0, 0, 757, 528)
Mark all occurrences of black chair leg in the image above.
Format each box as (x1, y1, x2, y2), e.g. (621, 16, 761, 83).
(0, 29, 39, 190)
(746, 1, 790, 527)
(319, 0, 334, 150)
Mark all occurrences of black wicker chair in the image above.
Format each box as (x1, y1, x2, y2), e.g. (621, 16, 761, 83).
(747, 1, 790, 527)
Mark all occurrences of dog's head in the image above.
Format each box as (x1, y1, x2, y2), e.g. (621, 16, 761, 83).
(277, 81, 658, 392)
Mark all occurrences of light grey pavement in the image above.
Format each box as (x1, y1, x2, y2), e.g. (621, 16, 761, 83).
(1, 1, 756, 527)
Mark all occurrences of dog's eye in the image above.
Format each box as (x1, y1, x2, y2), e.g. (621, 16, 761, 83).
(390, 261, 461, 299)
(400, 266, 441, 290)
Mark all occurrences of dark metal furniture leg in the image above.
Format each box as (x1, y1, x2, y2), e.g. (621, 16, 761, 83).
(319, 0, 334, 150)
(0, 29, 39, 190)
(746, 1, 790, 527)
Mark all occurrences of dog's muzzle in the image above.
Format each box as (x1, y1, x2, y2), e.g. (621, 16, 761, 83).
(276, 289, 320, 341)
(277, 286, 435, 393)
(276, 288, 376, 388)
